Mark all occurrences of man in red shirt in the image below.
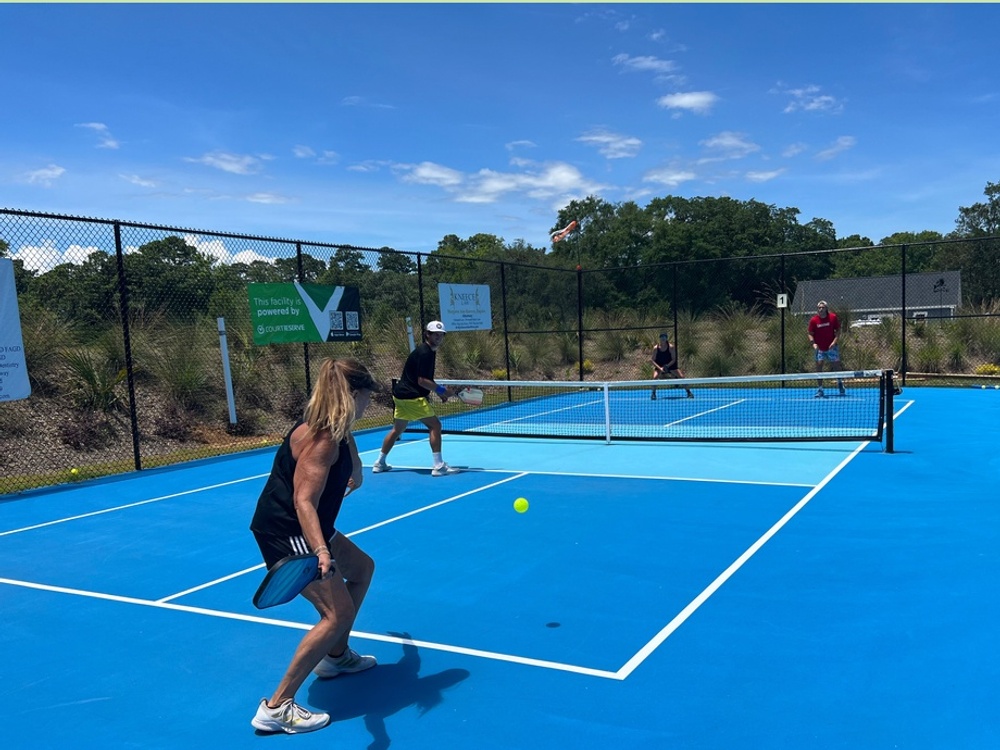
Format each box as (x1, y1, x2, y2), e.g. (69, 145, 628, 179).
(807, 300, 847, 397)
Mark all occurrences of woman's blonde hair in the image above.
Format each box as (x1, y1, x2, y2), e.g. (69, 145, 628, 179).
(302, 358, 380, 443)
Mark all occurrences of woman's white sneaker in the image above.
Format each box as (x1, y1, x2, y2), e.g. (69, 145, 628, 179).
(251, 698, 330, 734)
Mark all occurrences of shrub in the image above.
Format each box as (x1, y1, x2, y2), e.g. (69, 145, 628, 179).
(60, 347, 127, 413)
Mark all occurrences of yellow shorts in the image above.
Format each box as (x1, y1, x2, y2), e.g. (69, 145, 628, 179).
(393, 396, 435, 422)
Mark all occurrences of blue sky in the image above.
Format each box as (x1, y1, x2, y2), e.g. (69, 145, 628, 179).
(3, 3, 999, 261)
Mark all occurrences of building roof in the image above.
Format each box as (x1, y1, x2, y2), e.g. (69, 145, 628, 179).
(791, 270, 962, 315)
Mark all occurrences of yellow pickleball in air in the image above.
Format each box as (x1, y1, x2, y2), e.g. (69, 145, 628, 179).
(513, 497, 529, 513)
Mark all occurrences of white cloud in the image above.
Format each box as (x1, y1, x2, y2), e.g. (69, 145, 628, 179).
(64, 244, 102, 264)
(76, 122, 119, 149)
(657, 91, 718, 115)
(782, 142, 808, 158)
(232, 249, 273, 265)
(10, 239, 102, 273)
(643, 166, 697, 187)
(816, 136, 857, 160)
(699, 131, 760, 160)
(505, 140, 537, 151)
(246, 192, 291, 205)
(184, 151, 265, 175)
(462, 162, 605, 205)
(293, 145, 338, 164)
(120, 173, 157, 188)
(340, 95, 394, 109)
(612, 53, 677, 76)
(392, 159, 603, 206)
(576, 129, 642, 159)
(182, 234, 229, 264)
(346, 159, 391, 173)
(774, 84, 844, 114)
(24, 164, 66, 186)
(746, 169, 784, 183)
(398, 161, 464, 188)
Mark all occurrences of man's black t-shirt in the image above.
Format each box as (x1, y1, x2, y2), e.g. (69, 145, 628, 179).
(392, 343, 436, 399)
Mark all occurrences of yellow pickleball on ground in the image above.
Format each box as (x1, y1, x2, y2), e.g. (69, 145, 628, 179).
(513, 497, 529, 513)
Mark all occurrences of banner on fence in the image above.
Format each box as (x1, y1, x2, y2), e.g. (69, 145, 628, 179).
(248, 283, 362, 344)
(438, 283, 492, 331)
(0, 258, 31, 402)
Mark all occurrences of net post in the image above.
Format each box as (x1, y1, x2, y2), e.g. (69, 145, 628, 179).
(603, 382, 612, 444)
(883, 369, 895, 453)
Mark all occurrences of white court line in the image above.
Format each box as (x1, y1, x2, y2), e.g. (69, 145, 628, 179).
(155, 473, 531, 602)
(157, 563, 265, 604)
(614, 439, 869, 680)
(664, 398, 746, 427)
(345, 472, 529, 537)
(0, 474, 270, 538)
(482, 398, 604, 427)
(893, 399, 915, 419)
(4, 407, 913, 679)
(0, 562, 616, 681)
(354, 463, 814, 488)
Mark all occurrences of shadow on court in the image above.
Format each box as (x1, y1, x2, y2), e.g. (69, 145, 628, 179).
(308, 634, 470, 750)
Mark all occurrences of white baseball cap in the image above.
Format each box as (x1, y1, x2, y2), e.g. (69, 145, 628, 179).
(426, 320, 447, 333)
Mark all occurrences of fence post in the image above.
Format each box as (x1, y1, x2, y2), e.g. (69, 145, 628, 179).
(780, 253, 786, 375)
(417, 254, 426, 328)
(900, 244, 907, 385)
(296, 241, 311, 394)
(672, 262, 679, 350)
(576, 265, 585, 381)
(500, 262, 512, 381)
(113, 221, 142, 472)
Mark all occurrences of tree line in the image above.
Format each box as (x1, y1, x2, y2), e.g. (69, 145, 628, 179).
(2, 181, 998, 337)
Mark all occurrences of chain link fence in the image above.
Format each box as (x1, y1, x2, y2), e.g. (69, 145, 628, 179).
(2, 208, 998, 494)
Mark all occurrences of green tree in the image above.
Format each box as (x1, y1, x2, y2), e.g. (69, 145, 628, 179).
(955, 181, 1000, 236)
(124, 236, 214, 321)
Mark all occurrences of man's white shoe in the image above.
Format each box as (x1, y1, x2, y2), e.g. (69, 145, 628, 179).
(371, 459, 391, 474)
(432, 463, 459, 477)
(251, 698, 330, 734)
(313, 647, 378, 679)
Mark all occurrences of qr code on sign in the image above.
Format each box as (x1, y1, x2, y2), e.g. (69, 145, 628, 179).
(329, 311, 344, 331)
(346, 311, 359, 331)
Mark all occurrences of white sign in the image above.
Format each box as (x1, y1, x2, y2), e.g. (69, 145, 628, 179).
(438, 283, 492, 332)
(0, 258, 31, 402)
(776, 293, 788, 309)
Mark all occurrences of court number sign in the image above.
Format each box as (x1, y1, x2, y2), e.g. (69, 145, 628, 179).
(248, 283, 362, 345)
(0, 258, 31, 402)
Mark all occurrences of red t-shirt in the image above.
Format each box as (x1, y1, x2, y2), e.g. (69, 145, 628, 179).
(808, 312, 840, 351)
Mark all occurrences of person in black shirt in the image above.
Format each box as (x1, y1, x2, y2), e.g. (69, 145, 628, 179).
(249, 357, 381, 734)
(650, 332, 693, 400)
(372, 320, 459, 477)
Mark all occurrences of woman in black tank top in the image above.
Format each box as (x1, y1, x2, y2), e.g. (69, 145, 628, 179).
(248, 358, 383, 734)
(650, 332, 694, 400)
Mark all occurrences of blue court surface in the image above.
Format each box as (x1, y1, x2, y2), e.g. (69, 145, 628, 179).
(1, 387, 998, 749)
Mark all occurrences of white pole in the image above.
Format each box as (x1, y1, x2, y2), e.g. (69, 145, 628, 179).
(217, 317, 237, 424)
(405, 316, 416, 352)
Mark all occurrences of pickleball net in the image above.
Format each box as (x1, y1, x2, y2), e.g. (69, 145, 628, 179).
(418, 369, 896, 444)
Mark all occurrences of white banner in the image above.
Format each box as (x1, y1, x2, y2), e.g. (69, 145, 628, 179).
(438, 283, 492, 332)
(0, 258, 31, 402)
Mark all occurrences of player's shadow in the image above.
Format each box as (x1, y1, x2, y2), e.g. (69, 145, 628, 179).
(308, 633, 470, 750)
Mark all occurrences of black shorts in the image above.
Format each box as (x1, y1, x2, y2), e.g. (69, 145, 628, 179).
(252, 530, 340, 569)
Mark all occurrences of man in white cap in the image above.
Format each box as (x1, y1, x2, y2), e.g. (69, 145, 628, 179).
(372, 320, 459, 477)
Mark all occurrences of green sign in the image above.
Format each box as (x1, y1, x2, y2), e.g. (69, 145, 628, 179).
(248, 283, 362, 345)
